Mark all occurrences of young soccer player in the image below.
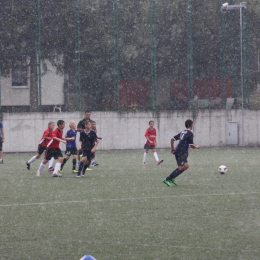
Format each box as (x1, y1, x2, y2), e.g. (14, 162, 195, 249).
(90, 120, 102, 166)
(143, 120, 163, 165)
(26, 121, 55, 171)
(163, 119, 200, 186)
(36, 120, 74, 177)
(77, 111, 93, 162)
(77, 120, 99, 177)
(59, 120, 78, 173)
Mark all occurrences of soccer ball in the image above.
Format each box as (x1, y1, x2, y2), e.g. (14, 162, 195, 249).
(79, 255, 96, 260)
(218, 165, 227, 174)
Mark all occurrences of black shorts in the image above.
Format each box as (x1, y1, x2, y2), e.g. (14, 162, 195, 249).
(174, 153, 188, 166)
(144, 144, 155, 150)
(37, 144, 46, 155)
(82, 148, 93, 161)
(45, 148, 63, 160)
(65, 147, 78, 156)
(0, 139, 2, 151)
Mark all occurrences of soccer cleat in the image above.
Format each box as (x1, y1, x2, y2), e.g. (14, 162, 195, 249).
(48, 167, 54, 172)
(86, 168, 92, 171)
(26, 162, 30, 170)
(142, 162, 146, 166)
(76, 175, 80, 178)
(52, 173, 62, 177)
(157, 160, 164, 165)
(36, 172, 41, 177)
(163, 178, 172, 186)
(81, 174, 85, 177)
(59, 169, 63, 173)
(72, 169, 78, 173)
(170, 178, 177, 186)
(91, 161, 99, 166)
(0, 159, 3, 164)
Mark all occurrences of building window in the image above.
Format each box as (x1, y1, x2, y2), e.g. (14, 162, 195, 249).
(12, 65, 28, 87)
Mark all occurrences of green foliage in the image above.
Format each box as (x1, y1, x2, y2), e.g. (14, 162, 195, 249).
(1, 0, 260, 110)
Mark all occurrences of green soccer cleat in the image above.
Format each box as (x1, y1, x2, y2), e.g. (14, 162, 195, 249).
(170, 178, 177, 186)
(72, 169, 78, 173)
(163, 178, 172, 187)
(58, 169, 63, 173)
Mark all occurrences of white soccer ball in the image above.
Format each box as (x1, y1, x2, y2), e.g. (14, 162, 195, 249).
(80, 255, 96, 260)
(218, 165, 227, 174)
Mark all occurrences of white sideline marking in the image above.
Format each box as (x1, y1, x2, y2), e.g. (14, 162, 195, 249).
(0, 191, 259, 208)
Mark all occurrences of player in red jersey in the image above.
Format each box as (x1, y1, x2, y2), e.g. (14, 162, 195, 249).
(36, 120, 75, 177)
(142, 120, 163, 166)
(26, 121, 55, 171)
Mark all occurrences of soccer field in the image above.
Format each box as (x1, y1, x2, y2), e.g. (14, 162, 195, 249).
(0, 148, 260, 260)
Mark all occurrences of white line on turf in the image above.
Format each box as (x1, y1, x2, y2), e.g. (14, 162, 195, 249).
(0, 191, 259, 207)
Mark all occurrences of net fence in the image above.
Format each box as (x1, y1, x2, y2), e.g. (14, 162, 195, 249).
(0, 0, 259, 112)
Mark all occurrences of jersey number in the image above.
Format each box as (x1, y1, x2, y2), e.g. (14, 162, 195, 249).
(180, 132, 186, 140)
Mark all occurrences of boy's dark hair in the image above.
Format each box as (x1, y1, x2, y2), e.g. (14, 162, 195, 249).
(84, 120, 91, 125)
(149, 120, 154, 124)
(57, 120, 65, 126)
(185, 119, 193, 128)
(85, 110, 91, 114)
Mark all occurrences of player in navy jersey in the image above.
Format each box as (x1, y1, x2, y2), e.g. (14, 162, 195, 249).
(77, 120, 99, 177)
(90, 120, 102, 167)
(59, 121, 78, 173)
(163, 119, 200, 186)
(77, 111, 93, 164)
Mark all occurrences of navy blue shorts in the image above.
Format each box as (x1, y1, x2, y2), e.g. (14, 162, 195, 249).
(82, 148, 93, 161)
(174, 153, 188, 166)
(65, 147, 78, 156)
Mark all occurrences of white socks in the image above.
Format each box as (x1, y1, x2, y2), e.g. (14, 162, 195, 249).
(53, 162, 61, 174)
(48, 157, 54, 168)
(143, 152, 159, 163)
(37, 162, 45, 174)
(153, 152, 159, 162)
(143, 152, 147, 163)
(28, 155, 37, 164)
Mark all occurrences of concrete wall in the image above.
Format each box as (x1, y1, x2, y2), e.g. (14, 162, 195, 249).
(2, 109, 259, 153)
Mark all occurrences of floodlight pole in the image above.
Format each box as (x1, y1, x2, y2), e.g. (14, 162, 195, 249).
(221, 2, 246, 146)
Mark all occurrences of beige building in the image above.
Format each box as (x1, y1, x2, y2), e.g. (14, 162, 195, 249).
(0, 60, 64, 110)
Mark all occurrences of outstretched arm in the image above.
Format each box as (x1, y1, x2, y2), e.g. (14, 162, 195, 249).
(190, 144, 200, 149)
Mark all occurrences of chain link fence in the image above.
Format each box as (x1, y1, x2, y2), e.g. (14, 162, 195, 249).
(0, 0, 259, 113)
